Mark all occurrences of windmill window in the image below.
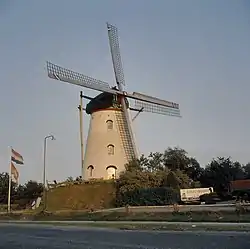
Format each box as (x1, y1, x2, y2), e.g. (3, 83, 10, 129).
(106, 120, 113, 130)
(107, 144, 114, 155)
(87, 165, 94, 178)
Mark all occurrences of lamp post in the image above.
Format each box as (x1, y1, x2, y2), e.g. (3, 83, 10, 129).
(43, 135, 55, 211)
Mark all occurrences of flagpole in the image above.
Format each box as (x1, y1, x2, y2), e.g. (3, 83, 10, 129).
(7, 146, 12, 213)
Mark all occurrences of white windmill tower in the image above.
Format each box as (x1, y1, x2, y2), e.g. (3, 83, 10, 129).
(46, 23, 181, 181)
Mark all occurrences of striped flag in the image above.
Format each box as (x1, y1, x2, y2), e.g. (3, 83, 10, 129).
(11, 148, 24, 165)
(11, 162, 19, 182)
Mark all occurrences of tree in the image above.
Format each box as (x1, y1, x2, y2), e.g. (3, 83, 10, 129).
(125, 158, 143, 172)
(163, 147, 190, 171)
(143, 152, 165, 171)
(175, 169, 193, 188)
(117, 168, 162, 194)
(14, 181, 43, 209)
(116, 162, 179, 207)
(0, 172, 17, 204)
(165, 171, 180, 190)
(185, 157, 204, 182)
(244, 163, 250, 179)
(23, 181, 43, 199)
(200, 157, 245, 193)
(115, 147, 198, 207)
(0, 172, 44, 209)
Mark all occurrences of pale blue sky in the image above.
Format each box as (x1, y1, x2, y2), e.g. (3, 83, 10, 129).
(0, 0, 250, 184)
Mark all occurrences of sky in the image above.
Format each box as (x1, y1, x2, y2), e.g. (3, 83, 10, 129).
(0, 0, 250, 184)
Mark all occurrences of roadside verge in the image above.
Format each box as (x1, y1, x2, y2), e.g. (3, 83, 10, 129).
(1, 220, 250, 232)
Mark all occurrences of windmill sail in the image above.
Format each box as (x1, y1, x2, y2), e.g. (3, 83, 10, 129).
(133, 100, 181, 117)
(114, 110, 137, 162)
(107, 23, 125, 86)
(46, 62, 180, 114)
(47, 61, 111, 92)
(107, 23, 138, 161)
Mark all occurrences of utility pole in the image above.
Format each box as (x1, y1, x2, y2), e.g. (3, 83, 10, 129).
(78, 91, 84, 178)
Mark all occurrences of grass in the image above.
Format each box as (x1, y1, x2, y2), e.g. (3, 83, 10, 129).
(39, 223, 250, 232)
(1, 209, 250, 223)
(1, 209, 250, 231)
(1, 220, 250, 232)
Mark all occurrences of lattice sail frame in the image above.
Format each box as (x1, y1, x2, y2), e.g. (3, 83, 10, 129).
(47, 62, 180, 117)
(107, 22, 138, 160)
(46, 23, 181, 118)
(47, 62, 111, 91)
(107, 23, 125, 87)
(133, 100, 181, 117)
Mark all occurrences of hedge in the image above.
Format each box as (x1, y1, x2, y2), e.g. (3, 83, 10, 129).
(116, 187, 180, 207)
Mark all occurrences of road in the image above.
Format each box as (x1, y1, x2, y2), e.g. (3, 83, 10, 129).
(0, 223, 249, 249)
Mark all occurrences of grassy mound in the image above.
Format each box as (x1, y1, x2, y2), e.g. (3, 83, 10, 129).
(46, 181, 116, 211)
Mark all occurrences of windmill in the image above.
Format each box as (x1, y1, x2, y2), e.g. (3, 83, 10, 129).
(46, 23, 181, 180)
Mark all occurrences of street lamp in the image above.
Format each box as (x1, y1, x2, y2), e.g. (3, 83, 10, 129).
(43, 135, 55, 211)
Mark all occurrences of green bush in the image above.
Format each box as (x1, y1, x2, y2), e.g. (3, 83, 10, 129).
(116, 187, 180, 207)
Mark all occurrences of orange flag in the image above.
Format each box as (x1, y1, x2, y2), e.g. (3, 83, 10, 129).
(11, 162, 19, 182)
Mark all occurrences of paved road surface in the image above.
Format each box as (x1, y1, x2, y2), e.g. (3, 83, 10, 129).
(0, 224, 249, 249)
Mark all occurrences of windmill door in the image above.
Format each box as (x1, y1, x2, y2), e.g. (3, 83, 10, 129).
(106, 166, 117, 179)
